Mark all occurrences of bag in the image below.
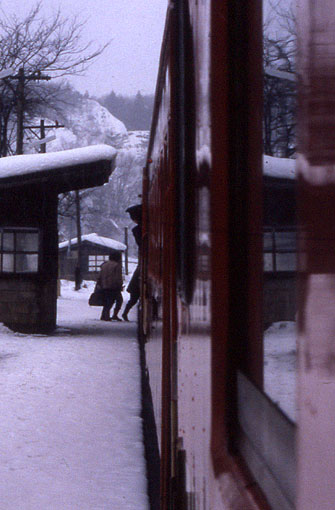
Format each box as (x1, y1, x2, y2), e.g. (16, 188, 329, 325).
(88, 283, 104, 307)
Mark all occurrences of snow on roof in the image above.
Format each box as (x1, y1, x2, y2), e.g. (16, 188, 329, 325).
(0, 145, 117, 179)
(59, 233, 126, 251)
(263, 155, 296, 180)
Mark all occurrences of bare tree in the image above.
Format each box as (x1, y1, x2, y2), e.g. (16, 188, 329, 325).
(0, 2, 110, 155)
(263, 2, 297, 157)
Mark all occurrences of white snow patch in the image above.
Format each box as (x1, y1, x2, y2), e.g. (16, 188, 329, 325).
(68, 99, 128, 137)
(124, 131, 149, 149)
(0, 280, 148, 510)
(264, 321, 297, 422)
(196, 144, 211, 166)
(263, 154, 296, 179)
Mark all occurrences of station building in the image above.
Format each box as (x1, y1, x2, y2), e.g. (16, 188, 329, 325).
(0, 145, 116, 333)
(59, 233, 126, 281)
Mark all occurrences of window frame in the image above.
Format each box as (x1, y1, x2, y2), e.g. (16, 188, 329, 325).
(263, 226, 297, 273)
(88, 254, 110, 272)
(0, 227, 40, 274)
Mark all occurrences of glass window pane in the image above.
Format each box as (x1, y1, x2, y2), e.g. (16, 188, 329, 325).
(3, 254, 14, 272)
(88, 255, 95, 263)
(16, 254, 38, 273)
(264, 253, 274, 271)
(263, 0, 297, 422)
(263, 231, 274, 251)
(16, 232, 39, 252)
(275, 231, 296, 251)
(276, 253, 297, 271)
(3, 233, 14, 251)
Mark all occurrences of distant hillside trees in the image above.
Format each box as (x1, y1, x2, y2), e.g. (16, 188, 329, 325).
(99, 91, 154, 130)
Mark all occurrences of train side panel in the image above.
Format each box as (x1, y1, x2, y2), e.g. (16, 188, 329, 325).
(174, 1, 213, 509)
(143, 0, 279, 509)
(296, 2, 335, 509)
(143, 2, 335, 510)
(143, 1, 264, 509)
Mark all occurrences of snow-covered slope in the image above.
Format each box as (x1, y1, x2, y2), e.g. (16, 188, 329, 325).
(25, 98, 147, 161)
(64, 99, 128, 148)
(26, 100, 128, 153)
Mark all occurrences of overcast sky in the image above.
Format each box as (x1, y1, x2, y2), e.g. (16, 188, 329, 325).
(0, 0, 168, 98)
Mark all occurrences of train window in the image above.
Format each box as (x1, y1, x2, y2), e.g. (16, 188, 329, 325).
(262, 1, 297, 423)
(176, 0, 196, 304)
(234, 4, 297, 509)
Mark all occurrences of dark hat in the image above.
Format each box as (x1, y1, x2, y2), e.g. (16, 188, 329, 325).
(126, 204, 142, 220)
(126, 204, 141, 214)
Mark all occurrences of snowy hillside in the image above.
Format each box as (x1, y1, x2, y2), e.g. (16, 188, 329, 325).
(26, 96, 148, 252)
(64, 98, 128, 148)
(26, 99, 128, 153)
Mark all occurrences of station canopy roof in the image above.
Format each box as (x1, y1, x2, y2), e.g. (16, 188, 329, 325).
(59, 233, 126, 252)
(0, 145, 117, 193)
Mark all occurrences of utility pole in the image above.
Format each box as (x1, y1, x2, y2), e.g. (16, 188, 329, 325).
(26, 119, 64, 153)
(16, 68, 24, 155)
(40, 119, 46, 153)
(12, 67, 51, 155)
(75, 190, 82, 291)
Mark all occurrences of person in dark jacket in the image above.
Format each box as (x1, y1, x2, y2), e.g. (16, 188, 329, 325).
(122, 204, 142, 321)
(98, 251, 123, 321)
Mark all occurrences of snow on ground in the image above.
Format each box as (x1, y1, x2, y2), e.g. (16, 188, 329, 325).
(0, 280, 148, 510)
(264, 321, 297, 422)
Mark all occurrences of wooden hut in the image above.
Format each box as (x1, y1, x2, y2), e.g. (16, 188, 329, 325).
(0, 145, 116, 333)
(59, 233, 126, 281)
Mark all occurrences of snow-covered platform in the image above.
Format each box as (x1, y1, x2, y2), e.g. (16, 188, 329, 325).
(0, 281, 148, 510)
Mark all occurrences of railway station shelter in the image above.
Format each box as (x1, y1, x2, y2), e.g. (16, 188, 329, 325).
(0, 145, 116, 333)
(59, 233, 126, 281)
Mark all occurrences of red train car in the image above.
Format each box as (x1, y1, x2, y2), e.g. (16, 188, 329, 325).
(141, 1, 335, 509)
